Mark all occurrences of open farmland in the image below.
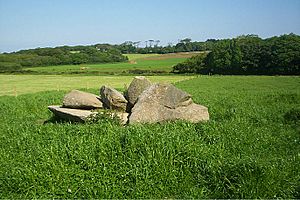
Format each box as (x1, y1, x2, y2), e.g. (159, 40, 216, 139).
(23, 52, 202, 74)
(0, 74, 194, 96)
(0, 75, 299, 198)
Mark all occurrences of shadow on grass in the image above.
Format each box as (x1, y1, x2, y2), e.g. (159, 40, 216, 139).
(43, 113, 123, 125)
(43, 116, 79, 124)
(284, 108, 300, 124)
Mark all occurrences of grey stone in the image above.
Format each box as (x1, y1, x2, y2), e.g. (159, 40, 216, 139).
(100, 85, 128, 111)
(125, 76, 152, 108)
(48, 105, 129, 124)
(134, 83, 192, 108)
(172, 103, 209, 123)
(129, 83, 209, 124)
(63, 90, 102, 109)
(48, 105, 96, 122)
(157, 84, 192, 109)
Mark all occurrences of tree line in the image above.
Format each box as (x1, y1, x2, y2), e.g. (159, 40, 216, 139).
(1, 33, 299, 74)
(0, 39, 216, 72)
(116, 38, 216, 54)
(0, 45, 127, 72)
(173, 34, 300, 75)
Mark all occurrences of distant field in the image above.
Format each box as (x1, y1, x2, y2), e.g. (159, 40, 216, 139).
(125, 52, 202, 61)
(25, 52, 201, 74)
(0, 74, 195, 96)
(124, 53, 159, 61)
(138, 52, 204, 60)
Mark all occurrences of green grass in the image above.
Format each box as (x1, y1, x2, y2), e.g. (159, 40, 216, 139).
(0, 76, 299, 198)
(124, 53, 159, 61)
(24, 58, 186, 74)
(0, 74, 194, 96)
(24, 52, 200, 74)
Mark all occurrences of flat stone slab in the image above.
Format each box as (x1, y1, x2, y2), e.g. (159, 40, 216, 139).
(48, 105, 129, 124)
(48, 105, 96, 122)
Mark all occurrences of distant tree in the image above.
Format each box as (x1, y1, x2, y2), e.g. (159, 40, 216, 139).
(173, 34, 300, 75)
(180, 38, 192, 44)
(154, 40, 160, 47)
(148, 39, 155, 48)
(229, 39, 243, 74)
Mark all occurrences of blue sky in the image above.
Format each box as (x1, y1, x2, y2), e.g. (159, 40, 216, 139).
(0, 0, 300, 52)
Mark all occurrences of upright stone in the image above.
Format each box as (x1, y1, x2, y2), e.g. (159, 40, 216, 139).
(125, 76, 152, 108)
(100, 85, 127, 111)
(63, 90, 102, 109)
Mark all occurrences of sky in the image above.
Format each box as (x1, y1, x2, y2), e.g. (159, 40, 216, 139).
(0, 0, 300, 52)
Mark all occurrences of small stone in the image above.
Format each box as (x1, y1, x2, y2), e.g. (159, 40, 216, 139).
(100, 85, 127, 111)
(125, 76, 152, 109)
(63, 90, 102, 109)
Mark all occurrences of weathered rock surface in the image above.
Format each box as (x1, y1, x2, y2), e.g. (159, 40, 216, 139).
(63, 90, 102, 109)
(48, 105, 129, 124)
(48, 105, 96, 122)
(100, 86, 128, 111)
(173, 103, 209, 122)
(129, 83, 209, 124)
(134, 83, 193, 108)
(48, 79, 209, 125)
(125, 76, 152, 108)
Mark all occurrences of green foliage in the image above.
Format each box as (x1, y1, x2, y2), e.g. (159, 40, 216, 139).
(0, 45, 127, 71)
(0, 76, 299, 198)
(86, 111, 123, 125)
(117, 39, 211, 54)
(173, 53, 208, 73)
(174, 34, 300, 75)
(0, 62, 22, 71)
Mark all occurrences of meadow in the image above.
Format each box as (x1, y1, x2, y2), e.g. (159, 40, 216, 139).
(0, 75, 299, 198)
(0, 74, 194, 96)
(24, 52, 201, 74)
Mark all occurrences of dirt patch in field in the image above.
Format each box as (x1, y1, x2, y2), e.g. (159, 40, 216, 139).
(140, 52, 206, 61)
(129, 60, 137, 64)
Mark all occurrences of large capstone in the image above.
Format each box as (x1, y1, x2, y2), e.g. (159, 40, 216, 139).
(129, 83, 209, 124)
(62, 90, 102, 109)
(100, 85, 128, 111)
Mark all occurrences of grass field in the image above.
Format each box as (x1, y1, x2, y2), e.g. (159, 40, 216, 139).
(24, 52, 201, 74)
(0, 75, 194, 96)
(0, 76, 299, 198)
(124, 53, 159, 60)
